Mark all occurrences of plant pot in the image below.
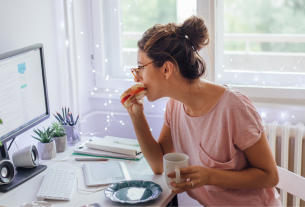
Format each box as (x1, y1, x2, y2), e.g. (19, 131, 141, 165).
(63, 125, 81, 146)
(37, 140, 57, 160)
(53, 135, 67, 152)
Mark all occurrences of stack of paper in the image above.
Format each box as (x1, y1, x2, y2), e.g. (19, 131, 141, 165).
(73, 136, 143, 161)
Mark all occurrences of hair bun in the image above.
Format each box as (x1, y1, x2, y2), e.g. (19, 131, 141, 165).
(180, 15, 209, 51)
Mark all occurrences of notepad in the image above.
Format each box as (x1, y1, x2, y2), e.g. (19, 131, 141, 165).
(85, 136, 142, 156)
(82, 161, 131, 186)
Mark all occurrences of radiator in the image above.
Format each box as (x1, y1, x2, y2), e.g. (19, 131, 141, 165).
(264, 121, 305, 207)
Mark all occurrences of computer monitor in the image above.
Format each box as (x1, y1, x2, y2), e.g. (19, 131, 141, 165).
(0, 44, 50, 192)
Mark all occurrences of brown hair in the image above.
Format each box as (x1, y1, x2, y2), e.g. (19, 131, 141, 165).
(137, 15, 209, 80)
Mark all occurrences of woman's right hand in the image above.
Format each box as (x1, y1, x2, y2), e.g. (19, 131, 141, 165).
(126, 97, 145, 118)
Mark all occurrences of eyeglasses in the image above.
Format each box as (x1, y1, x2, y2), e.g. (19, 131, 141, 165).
(131, 61, 156, 80)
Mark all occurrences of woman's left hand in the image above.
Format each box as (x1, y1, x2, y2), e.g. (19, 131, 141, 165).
(167, 166, 210, 194)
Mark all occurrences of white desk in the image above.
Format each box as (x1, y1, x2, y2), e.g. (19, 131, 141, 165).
(0, 136, 175, 206)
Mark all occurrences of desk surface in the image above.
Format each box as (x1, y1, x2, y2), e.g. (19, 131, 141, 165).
(0, 136, 175, 206)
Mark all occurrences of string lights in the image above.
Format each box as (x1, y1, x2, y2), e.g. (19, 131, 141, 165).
(66, 1, 303, 138)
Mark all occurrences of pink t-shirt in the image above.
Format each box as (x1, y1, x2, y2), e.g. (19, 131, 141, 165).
(164, 85, 282, 206)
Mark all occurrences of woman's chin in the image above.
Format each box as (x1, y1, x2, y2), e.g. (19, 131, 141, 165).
(145, 93, 153, 102)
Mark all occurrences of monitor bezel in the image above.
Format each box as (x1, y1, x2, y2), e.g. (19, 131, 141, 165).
(0, 43, 50, 145)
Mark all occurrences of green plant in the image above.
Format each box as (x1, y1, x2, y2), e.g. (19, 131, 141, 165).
(32, 127, 55, 143)
(51, 121, 66, 137)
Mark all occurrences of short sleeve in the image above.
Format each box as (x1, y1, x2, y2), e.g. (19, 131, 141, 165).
(164, 98, 172, 128)
(233, 94, 265, 151)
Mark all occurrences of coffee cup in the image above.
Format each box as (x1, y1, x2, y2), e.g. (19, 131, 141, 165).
(163, 153, 189, 190)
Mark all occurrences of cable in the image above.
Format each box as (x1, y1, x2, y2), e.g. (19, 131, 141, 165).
(7, 137, 16, 151)
(14, 140, 19, 150)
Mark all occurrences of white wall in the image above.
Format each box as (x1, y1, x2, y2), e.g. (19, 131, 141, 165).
(0, 0, 93, 157)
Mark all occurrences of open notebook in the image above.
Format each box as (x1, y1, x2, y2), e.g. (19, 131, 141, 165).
(85, 136, 142, 156)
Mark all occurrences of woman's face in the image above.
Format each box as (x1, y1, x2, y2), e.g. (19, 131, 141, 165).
(135, 50, 165, 102)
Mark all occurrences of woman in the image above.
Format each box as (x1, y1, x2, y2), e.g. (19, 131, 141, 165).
(126, 15, 282, 206)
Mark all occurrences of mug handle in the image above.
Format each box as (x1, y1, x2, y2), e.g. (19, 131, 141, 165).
(175, 168, 180, 184)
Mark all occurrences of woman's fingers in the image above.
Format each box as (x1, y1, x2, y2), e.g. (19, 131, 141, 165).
(171, 180, 195, 189)
(167, 166, 198, 178)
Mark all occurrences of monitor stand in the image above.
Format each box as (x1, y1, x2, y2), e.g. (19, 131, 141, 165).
(0, 165, 47, 192)
(0, 141, 47, 192)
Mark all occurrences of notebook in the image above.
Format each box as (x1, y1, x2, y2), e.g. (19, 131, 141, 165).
(73, 146, 143, 160)
(85, 136, 142, 156)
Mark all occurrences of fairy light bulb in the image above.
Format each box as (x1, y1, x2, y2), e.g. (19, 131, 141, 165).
(93, 70, 96, 73)
(150, 128, 152, 131)
(91, 92, 94, 95)
(104, 103, 107, 106)
(105, 127, 107, 130)
(90, 133, 93, 135)
(94, 87, 97, 90)
(109, 100, 111, 103)
(106, 88, 109, 91)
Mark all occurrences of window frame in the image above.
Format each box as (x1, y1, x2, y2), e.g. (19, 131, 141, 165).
(214, 0, 305, 101)
(90, 0, 305, 102)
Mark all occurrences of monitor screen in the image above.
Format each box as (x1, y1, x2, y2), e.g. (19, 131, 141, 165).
(0, 46, 48, 142)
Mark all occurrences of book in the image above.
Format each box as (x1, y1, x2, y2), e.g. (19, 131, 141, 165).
(73, 146, 143, 161)
(85, 136, 142, 157)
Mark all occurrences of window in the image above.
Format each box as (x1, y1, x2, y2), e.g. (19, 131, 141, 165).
(92, 0, 197, 91)
(215, 0, 305, 88)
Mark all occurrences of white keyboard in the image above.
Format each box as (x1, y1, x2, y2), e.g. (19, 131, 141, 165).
(37, 168, 78, 201)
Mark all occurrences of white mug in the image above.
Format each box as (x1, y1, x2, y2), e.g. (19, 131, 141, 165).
(163, 153, 189, 190)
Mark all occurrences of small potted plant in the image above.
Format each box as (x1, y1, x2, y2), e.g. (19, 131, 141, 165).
(32, 127, 57, 160)
(51, 121, 67, 152)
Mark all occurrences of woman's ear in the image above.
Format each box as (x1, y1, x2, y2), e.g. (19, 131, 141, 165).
(163, 61, 174, 79)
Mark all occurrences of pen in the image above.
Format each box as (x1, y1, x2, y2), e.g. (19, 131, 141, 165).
(65, 106, 67, 122)
(70, 113, 74, 125)
(62, 107, 65, 121)
(75, 115, 79, 125)
(53, 113, 61, 123)
(56, 112, 64, 122)
(75, 157, 108, 161)
(113, 140, 140, 147)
